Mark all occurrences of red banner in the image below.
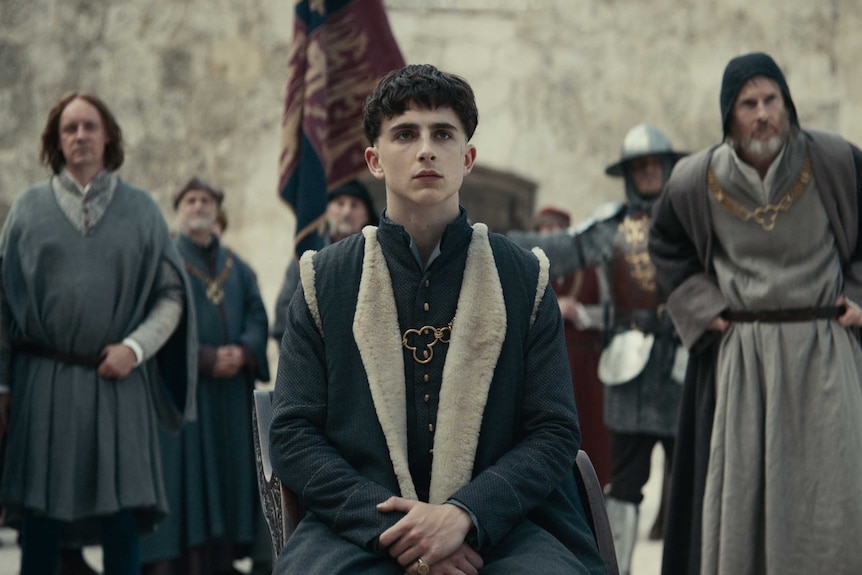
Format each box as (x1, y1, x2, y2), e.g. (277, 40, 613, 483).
(279, 0, 405, 257)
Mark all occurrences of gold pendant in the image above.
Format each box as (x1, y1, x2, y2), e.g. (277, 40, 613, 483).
(206, 283, 225, 305)
(185, 253, 234, 307)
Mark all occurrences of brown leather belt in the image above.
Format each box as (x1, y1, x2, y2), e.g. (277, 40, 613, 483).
(15, 343, 105, 369)
(721, 305, 846, 323)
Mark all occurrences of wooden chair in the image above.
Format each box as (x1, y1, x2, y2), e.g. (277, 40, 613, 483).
(252, 388, 299, 560)
(252, 389, 618, 573)
(575, 450, 620, 575)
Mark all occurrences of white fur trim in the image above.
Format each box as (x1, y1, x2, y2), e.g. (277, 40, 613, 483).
(530, 247, 550, 326)
(299, 250, 322, 336)
(429, 223, 507, 504)
(353, 227, 417, 500)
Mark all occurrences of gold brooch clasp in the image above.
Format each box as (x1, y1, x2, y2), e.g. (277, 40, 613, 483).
(402, 319, 454, 364)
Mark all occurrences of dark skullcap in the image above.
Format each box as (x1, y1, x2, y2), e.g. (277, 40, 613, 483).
(720, 52, 799, 137)
(327, 180, 379, 226)
(173, 176, 224, 209)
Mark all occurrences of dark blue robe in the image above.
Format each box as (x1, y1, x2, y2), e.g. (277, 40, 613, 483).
(142, 234, 269, 562)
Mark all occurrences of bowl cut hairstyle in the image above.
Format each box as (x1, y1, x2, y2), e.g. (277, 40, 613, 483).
(362, 64, 479, 145)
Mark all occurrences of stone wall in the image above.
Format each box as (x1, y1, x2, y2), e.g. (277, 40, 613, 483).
(0, 0, 295, 324)
(2, 0, 860, 332)
(388, 0, 862, 219)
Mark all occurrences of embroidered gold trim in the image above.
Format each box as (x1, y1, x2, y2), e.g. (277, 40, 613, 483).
(402, 318, 454, 365)
(185, 252, 235, 305)
(618, 216, 657, 292)
(707, 155, 812, 232)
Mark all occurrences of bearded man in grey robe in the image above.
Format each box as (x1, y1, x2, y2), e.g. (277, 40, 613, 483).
(0, 92, 197, 575)
(649, 52, 862, 575)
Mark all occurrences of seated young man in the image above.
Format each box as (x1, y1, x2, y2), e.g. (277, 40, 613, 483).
(269, 64, 607, 575)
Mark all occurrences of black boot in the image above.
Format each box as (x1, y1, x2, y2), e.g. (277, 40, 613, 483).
(648, 468, 672, 541)
(59, 548, 98, 575)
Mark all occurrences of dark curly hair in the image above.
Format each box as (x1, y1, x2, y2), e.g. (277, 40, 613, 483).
(40, 91, 124, 174)
(362, 64, 478, 145)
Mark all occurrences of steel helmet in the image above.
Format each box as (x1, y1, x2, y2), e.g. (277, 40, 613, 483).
(605, 124, 686, 177)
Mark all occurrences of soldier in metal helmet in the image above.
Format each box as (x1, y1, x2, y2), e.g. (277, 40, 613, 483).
(509, 123, 687, 575)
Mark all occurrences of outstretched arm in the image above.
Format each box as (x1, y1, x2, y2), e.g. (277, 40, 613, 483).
(508, 219, 617, 277)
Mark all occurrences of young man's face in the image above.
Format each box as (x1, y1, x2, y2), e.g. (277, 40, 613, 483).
(365, 104, 476, 216)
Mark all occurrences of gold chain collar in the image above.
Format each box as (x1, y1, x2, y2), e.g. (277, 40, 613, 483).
(707, 155, 812, 232)
(402, 318, 454, 365)
(184, 252, 234, 305)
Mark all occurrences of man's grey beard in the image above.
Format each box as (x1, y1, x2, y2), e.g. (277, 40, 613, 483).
(184, 215, 216, 234)
(329, 219, 361, 238)
(726, 122, 795, 160)
(739, 134, 785, 159)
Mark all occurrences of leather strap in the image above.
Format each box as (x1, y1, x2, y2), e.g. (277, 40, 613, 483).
(15, 343, 104, 368)
(721, 305, 845, 323)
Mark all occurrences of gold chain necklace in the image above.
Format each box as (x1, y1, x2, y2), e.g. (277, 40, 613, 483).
(184, 252, 234, 305)
(707, 155, 812, 232)
(402, 318, 454, 365)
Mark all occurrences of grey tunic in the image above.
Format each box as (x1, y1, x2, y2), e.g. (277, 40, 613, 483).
(701, 136, 862, 575)
(0, 177, 197, 537)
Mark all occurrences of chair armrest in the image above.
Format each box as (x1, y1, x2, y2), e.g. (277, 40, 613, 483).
(575, 449, 620, 575)
(253, 388, 302, 559)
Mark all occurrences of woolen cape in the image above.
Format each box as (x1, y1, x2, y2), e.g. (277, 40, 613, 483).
(0, 178, 197, 537)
